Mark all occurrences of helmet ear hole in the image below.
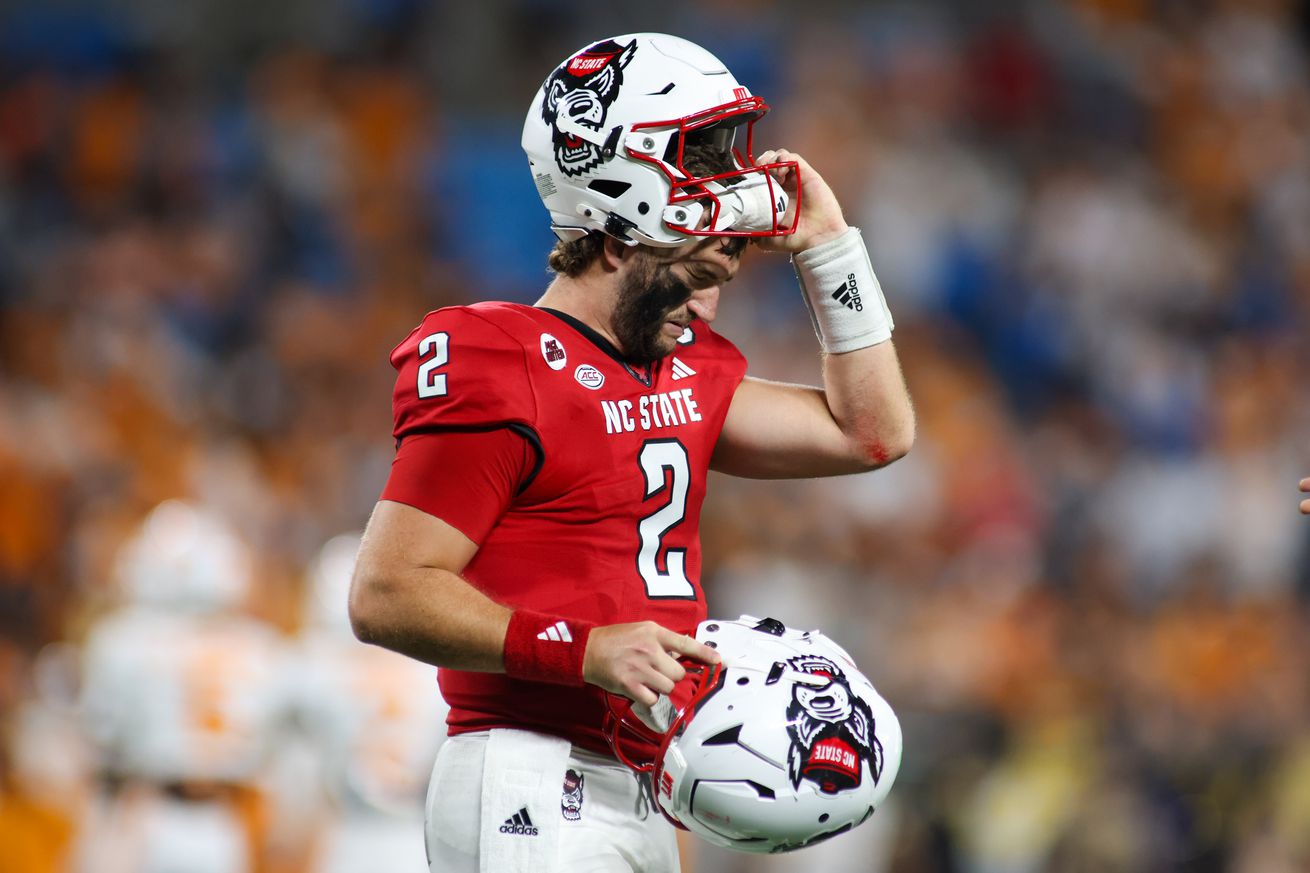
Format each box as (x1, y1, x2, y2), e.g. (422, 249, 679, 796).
(587, 180, 632, 199)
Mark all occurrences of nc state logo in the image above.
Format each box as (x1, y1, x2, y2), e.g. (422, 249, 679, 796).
(560, 769, 584, 821)
(785, 656, 882, 795)
(541, 39, 637, 178)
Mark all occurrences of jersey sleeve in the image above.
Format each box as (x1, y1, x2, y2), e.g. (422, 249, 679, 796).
(390, 307, 539, 441)
(380, 429, 535, 544)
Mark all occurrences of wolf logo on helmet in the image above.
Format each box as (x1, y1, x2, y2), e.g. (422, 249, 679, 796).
(784, 655, 882, 795)
(541, 38, 637, 178)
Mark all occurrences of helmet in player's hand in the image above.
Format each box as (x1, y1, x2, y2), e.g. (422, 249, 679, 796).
(522, 33, 797, 247)
(605, 616, 901, 854)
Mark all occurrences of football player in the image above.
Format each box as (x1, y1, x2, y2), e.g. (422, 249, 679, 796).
(349, 33, 915, 873)
(76, 501, 294, 873)
(292, 533, 448, 873)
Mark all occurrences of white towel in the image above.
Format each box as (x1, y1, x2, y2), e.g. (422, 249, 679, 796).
(478, 729, 571, 873)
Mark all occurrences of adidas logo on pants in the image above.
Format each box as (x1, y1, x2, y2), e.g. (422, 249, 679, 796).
(499, 807, 539, 836)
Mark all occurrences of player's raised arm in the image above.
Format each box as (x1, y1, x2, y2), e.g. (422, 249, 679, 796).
(711, 150, 915, 479)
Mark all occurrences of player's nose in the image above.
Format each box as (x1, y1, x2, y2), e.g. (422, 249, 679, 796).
(687, 285, 719, 323)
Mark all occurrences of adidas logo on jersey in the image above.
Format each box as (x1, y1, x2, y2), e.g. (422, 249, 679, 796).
(670, 357, 696, 381)
(500, 807, 539, 836)
(537, 621, 573, 642)
(832, 273, 864, 312)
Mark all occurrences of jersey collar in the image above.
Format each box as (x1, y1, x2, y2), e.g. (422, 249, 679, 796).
(538, 307, 656, 388)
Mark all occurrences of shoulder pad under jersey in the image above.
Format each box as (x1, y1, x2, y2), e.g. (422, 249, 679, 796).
(390, 306, 539, 440)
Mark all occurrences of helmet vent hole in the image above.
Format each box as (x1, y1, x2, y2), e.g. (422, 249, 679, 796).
(819, 813, 830, 823)
(702, 724, 743, 746)
(637, 202, 650, 215)
(746, 780, 776, 800)
(587, 180, 631, 199)
(736, 677, 749, 686)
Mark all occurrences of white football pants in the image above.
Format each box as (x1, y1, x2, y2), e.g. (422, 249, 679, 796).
(424, 729, 679, 873)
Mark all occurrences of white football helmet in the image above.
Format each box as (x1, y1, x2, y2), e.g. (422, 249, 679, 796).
(112, 500, 252, 613)
(606, 616, 902, 854)
(522, 33, 797, 247)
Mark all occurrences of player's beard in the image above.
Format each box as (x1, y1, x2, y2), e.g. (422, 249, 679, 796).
(613, 254, 694, 365)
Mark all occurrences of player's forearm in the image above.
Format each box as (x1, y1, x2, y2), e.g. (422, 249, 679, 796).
(821, 339, 915, 468)
(349, 562, 511, 672)
(789, 224, 913, 468)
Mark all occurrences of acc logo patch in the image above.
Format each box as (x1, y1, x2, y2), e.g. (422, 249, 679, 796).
(540, 334, 567, 370)
(560, 769, 584, 821)
(784, 656, 882, 795)
(574, 364, 605, 390)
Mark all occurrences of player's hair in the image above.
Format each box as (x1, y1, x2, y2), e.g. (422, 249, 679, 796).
(547, 231, 607, 277)
(546, 142, 744, 277)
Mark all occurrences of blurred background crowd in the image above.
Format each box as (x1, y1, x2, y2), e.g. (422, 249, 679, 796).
(1, 0, 1309, 871)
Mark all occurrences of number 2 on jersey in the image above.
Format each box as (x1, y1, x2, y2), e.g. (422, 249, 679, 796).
(416, 332, 450, 398)
(637, 439, 695, 599)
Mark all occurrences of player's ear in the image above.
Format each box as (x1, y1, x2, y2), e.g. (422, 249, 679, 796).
(599, 234, 633, 271)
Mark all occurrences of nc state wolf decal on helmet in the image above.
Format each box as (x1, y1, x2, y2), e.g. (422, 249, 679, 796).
(785, 655, 883, 795)
(602, 616, 902, 854)
(541, 38, 638, 177)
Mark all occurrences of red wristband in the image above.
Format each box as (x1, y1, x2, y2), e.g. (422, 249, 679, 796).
(503, 609, 596, 687)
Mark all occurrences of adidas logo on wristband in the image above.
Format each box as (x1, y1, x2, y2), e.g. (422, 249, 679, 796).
(500, 807, 539, 836)
(537, 621, 573, 642)
(832, 273, 863, 312)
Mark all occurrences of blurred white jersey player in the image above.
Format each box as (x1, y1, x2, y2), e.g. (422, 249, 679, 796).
(293, 533, 448, 873)
(77, 500, 294, 873)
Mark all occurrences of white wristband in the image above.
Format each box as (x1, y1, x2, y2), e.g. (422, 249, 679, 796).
(791, 227, 893, 353)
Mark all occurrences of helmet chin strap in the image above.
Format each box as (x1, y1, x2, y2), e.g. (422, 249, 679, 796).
(659, 177, 789, 239)
(631, 695, 676, 733)
(705, 176, 789, 233)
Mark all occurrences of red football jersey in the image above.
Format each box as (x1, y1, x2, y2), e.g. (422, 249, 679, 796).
(387, 302, 747, 755)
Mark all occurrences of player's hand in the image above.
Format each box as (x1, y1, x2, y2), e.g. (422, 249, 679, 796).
(1300, 477, 1310, 515)
(582, 621, 720, 707)
(754, 149, 849, 255)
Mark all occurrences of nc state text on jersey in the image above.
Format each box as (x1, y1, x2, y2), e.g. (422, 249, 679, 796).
(601, 389, 702, 434)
